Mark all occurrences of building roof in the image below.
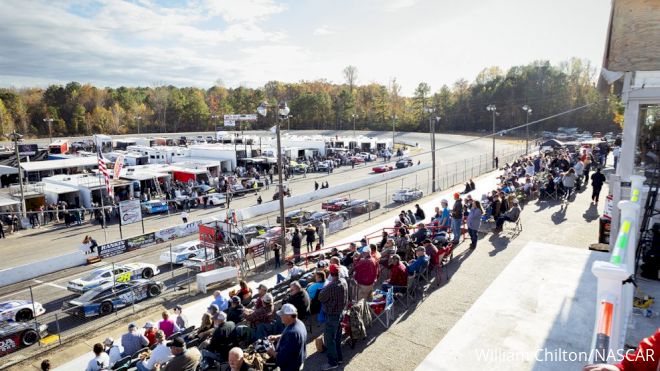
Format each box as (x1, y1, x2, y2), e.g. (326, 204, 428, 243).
(41, 182, 80, 195)
(20, 157, 98, 172)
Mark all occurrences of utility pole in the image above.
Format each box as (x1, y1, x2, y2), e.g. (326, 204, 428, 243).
(487, 104, 497, 168)
(43, 118, 53, 143)
(134, 115, 142, 134)
(522, 105, 532, 154)
(391, 114, 397, 152)
(351, 114, 358, 139)
(424, 107, 438, 192)
(9, 131, 26, 218)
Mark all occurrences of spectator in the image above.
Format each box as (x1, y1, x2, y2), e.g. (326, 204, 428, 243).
(291, 228, 302, 262)
(267, 304, 307, 371)
(226, 296, 245, 324)
(562, 168, 578, 200)
(277, 261, 304, 284)
(382, 254, 408, 292)
(188, 313, 214, 343)
(352, 247, 379, 301)
(237, 280, 253, 305)
(144, 321, 157, 346)
(154, 337, 201, 371)
(406, 246, 429, 275)
(211, 290, 229, 312)
(136, 330, 171, 371)
(173, 305, 187, 329)
(411, 223, 429, 245)
(254, 284, 268, 309)
(467, 200, 484, 249)
(422, 239, 439, 269)
(244, 293, 275, 328)
(341, 243, 358, 267)
(317, 221, 326, 247)
(370, 243, 381, 261)
(103, 337, 123, 367)
(121, 323, 149, 357)
(207, 312, 236, 361)
(181, 211, 189, 223)
(414, 204, 425, 221)
(283, 281, 310, 320)
(450, 193, 463, 244)
(207, 304, 220, 317)
(437, 200, 451, 230)
(228, 347, 257, 371)
(318, 264, 348, 370)
(329, 256, 349, 281)
(493, 199, 521, 233)
(304, 224, 316, 253)
(591, 167, 606, 204)
(86, 343, 109, 371)
(158, 310, 180, 338)
(270, 240, 281, 268)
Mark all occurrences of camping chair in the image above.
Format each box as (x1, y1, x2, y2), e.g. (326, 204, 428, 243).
(166, 331, 182, 340)
(540, 186, 558, 200)
(368, 287, 394, 328)
(392, 273, 416, 308)
(505, 217, 523, 237)
(431, 249, 451, 287)
(111, 356, 131, 370)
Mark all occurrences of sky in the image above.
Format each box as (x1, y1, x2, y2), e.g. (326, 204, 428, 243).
(0, 0, 613, 96)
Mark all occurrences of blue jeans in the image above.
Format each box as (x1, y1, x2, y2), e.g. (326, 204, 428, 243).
(276, 273, 286, 283)
(136, 361, 150, 371)
(496, 215, 512, 229)
(451, 218, 462, 243)
(324, 314, 343, 366)
(468, 228, 478, 248)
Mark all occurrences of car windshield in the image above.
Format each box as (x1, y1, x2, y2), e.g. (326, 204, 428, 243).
(310, 212, 326, 219)
(78, 286, 110, 302)
(80, 268, 109, 281)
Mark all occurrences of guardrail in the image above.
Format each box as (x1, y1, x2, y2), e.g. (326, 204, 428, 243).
(590, 175, 646, 362)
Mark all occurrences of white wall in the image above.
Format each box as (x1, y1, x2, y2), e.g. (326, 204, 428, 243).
(0, 251, 88, 287)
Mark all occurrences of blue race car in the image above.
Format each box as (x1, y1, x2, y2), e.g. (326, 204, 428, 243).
(62, 279, 163, 318)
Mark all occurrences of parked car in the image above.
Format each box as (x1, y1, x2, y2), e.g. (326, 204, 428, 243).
(395, 158, 413, 168)
(0, 321, 48, 356)
(349, 156, 365, 164)
(206, 193, 227, 206)
(316, 160, 333, 172)
(230, 224, 269, 245)
(321, 197, 350, 211)
(159, 240, 206, 264)
(344, 199, 380, 216)
(62, 279, 163, 318)
(246, 227, 283, 252)
(372, 164, 394, 173)
(141, 200, 169, 214)
(307, 210, 348, 228)
(0, 301, 46, 322)
(392, 188, 424, 203)
(67, 263, 160, 294)
(276, 210, 312, 227)
(359, 152, 377, 161)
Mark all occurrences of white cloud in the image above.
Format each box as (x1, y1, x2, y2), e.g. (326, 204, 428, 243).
(202, 0, 286, 22)
(383, 0, 419, 12)
(313, 26, 335, 36)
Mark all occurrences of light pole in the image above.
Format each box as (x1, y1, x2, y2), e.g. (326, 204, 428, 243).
(351, 114, 358, 139)
(42, 118, 53, 143)
(522, 105, 532, 154)
(424, 107, 438, 193)
(8, 131, 26, 218)
(211, 114, 220, 132)
(486, 104, 497, 168)
(134, 115, 142, 134)
(257, 101, 290, 254)
(391, 114, 397, 152)
(287, 115, 293, 132)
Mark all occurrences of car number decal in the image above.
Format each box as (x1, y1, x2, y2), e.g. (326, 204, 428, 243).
(115, 272, 132, 283)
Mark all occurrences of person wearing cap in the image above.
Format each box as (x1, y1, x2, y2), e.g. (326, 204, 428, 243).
(437, 200, 451, 230)
(493, 198, 521, 233)
(103, 337, 123, 367)
(207, 303, 220, 317)
(341, 243, 357, 267)
(422, 239, 440, 268)
(253, 284, 268, 310)
(211, 290, 229, 312)
(158, 310, 181, 339)
(283, 281, 310, 320)
(267, 303, 307, 371)
(244, 293, 275, 329)
(405, 246, 429, 276)
(450, 193, 463, 244)
(328, 257, 349, 281)
(411, 223, 429, 245)
(228, 347, 257, 371)
(318, 264, 347, 370)
(144, 321, 158, 347)
(154, 337, 201, 371)
(121, 323, 149, 357)
(136, 330, 171, 371)
(226, 296, 245, 323)
(352, 245, 379, 301)
(85, 343, 109, 371)
(277, 261, 304, 284)
(172, 305, 187, 329)
(382, 254, 408, 291)
(207, 311, 236, 361)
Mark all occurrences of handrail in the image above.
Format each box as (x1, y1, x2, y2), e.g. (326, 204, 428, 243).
(609, 218, 632, 265)
(594, 300, 614, 363)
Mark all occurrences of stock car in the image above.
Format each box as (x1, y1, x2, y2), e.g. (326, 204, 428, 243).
(349, 156, 365, 164)
(344, 199, 381, 217)
(321, 197, 350, 211)
(276, 210, 312, 227)
(67, 263, 160, 294)
(395, 157, 414, 168)
(230, 224, 269, 245)
(372, 164, 394, 173)
(358, 152, 377, 161)
(0, 321, 49, 356)
(141, 200, 169, 214)
(307, 210, 349, 228)
(206, 193, 227, 206)
(0, 301, 46, 322)
(392, 188, 424, 203)
(246, 227, 283, 251)
(62, 279, 163, 318)
(159, 240, 205, 264)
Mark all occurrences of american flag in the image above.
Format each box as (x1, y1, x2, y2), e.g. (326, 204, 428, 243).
(97, 147, 112, 196)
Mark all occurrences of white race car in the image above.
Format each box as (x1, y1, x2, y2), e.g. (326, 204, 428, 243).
(159, 240, 208, 264)
(392, 188, 424, 203)
(0, 300, 46, 322)
(67, 263, 160, 294)
(207, 193, 227, 206)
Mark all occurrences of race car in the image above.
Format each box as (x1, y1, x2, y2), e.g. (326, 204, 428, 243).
(67, 263, 160, 294)
(344, 199, 381, 217)
(0, 301, 46, 322)
(372, 165, 394, 173)
(229, 224, 269, 245)
(141, 200, 169, 214)
(206, 193, 227, 206)
(0, 321, 48, 357)
(62, 279, 163, 318)
(246, 227, 283, 252)
(276, 210, 312, 227)
(395, 157, 414, 168)
(392, 188, 424, 203)
(349, 156, 365, 164)
(358, 152, 377, 161)
(321, 197, 350, 211)
(159, 240, 205, 264)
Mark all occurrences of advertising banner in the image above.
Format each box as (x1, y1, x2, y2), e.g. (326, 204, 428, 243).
(328, 218, 344, 234)
(17, 144, 38, 156)
(114, 153, 125, 179)
(155, 220, 201, 243)
(98, 240, 127, 259)
(119, 199, 142, 225)
(126, 233, 156, 251)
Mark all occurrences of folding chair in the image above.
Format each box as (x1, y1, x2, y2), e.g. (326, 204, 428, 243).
(392, 273, 415, 308)
(111, 356, 131, 370)
(431, 249, 450, 287)
(505, 217, 523, 237)
(368, 288, 394, 328)
(166, 331, 181, 340)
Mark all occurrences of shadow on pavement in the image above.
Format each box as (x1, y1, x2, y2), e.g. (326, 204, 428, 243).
(487, 233, 511, 256)
(551, 204, 568, 225)
(582, 203, 600, 222)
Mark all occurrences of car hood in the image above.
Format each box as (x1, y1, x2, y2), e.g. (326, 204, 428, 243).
(122, 263, 147, 270)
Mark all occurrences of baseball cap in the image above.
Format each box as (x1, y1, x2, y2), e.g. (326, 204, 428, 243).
(329, 264, 339, 275)
(453, 192, 460, 199)
(360, 246, 370, 254)
(415, 246, 426, 252)
(263, 293, 273, 303)
(128, 323, 137, 330)
(277, 303, 298, 316)
(230, 296, 241, 303)
(167, 336, 186, 348)
(212, 311, 227, 322)
(207, 304, 219, 313)
(103, 337, 114, 346)
(144, 321, 154, 329)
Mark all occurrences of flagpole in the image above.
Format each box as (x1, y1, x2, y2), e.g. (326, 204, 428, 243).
(98, 173, 108, 243)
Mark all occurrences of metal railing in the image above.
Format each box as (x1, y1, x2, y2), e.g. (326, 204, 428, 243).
(590, 175, 646, 362)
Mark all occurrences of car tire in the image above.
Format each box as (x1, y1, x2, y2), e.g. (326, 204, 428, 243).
(15, 308, 33, 322)
(148, 285, 161, 298)
(99, 301, 114, 316)
(142, 268, 154, 279)
(21, 329, 39, 346)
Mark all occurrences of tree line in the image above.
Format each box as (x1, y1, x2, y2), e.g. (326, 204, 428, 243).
(0, 57, 620, 139)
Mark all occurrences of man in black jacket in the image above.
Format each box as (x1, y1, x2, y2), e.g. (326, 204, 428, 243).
(450, 193, 463, 245)
(591, 167, 606, 204)
(207, 312, 236, 361)
(282, 281, 310, 320)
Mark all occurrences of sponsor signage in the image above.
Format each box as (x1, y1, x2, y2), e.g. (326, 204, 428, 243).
(119, 199, 142, 225)
(17, 144, 38, 156)
(126, 232, 156, 250)
(223, 114, 257, 127)
(98, 240, 127, 259)
(155, 220, 201, 243)
(328, 218, 344, 234)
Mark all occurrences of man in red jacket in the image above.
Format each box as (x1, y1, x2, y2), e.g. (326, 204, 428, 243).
(352, 247, 378, 301)
(583, 328, 660, 371)
(382, 254, 408, 293)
